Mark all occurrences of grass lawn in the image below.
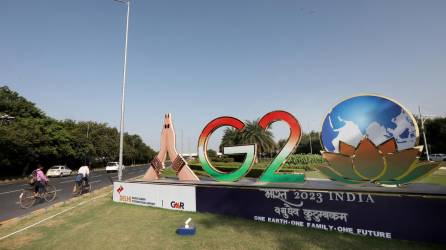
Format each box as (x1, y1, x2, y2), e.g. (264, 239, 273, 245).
(0, 189, 443, 250)
(415, 168, 446, 186)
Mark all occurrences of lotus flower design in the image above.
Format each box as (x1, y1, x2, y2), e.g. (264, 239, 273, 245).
(316, 137, 440, 185)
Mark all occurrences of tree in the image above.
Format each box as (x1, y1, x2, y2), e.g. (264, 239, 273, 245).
(219, 127, 241, 152)
(419, 117, 446, 155)
(0, 86, 45, 118)
(219, 119, 276, 161)
(207, 149, 217, 158)
(0, 86, 157, 176)
(124, 134, 156, 165)
(277, 139, 287, 149)
(296, 131, 322, 154)
(0, 116, 75, 175)
(240, 120, 275, 157)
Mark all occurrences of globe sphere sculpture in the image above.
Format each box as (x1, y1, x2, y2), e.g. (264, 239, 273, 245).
(317, 94, 439, 185)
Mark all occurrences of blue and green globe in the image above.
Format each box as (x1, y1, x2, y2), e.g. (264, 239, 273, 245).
(321, 95, 418, 153)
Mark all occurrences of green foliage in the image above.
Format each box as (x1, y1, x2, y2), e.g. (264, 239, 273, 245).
(124, 133, 156, 165)
(219, 127, 242, 152)
(219, 120, 276, 161)
(241, 120, 276, 155)
(0, 86, 45, 118)
(296, 131, 322, 154)
(419, 117, 446, 155)
(0, 86, 156, 176)
(220, 123, 322, 160)
(277, 139, 287, 149)
(277, 132, 322, 155)
(210, 156, 234, 163)
(207, 149, 217, 158)
(285, 154, 325, 171)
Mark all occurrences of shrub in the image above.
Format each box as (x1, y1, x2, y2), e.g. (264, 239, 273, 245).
(285, 154, 325, 171)
(211, 157, 234, 163)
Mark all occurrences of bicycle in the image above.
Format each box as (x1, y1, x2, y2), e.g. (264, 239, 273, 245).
(73, 179, 92, 196)
(19, 182, 57, 209)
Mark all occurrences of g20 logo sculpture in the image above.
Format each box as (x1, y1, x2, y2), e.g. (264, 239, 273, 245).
(144, 94, 440, 186)
(198, 110, 304, 183)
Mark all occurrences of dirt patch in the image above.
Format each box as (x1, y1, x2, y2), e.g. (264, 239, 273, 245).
(42, 217, 65, 227)
(72, 221, 92, 231)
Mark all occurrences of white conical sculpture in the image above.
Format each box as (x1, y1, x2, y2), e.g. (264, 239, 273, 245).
(184, 218, 192, 229)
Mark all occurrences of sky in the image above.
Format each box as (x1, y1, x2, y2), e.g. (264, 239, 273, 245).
(1, 0, 445, 152)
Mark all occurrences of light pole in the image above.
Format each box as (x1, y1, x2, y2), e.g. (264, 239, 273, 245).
(114, 0, 130, 181)
(418, 106, 431, 161)
(309, 131, 313, 154)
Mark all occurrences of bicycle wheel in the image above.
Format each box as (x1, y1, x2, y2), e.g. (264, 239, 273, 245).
(86, 183, 92, 193)
(19, 189, 36, 209)
(44, 184, 57, 202)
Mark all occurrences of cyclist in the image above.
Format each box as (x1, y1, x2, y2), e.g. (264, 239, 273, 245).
(73, 164, 90, 193)
(34, 164, 48, 197)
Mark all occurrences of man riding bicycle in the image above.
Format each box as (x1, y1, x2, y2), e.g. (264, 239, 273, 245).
(73, 164, 90, 193)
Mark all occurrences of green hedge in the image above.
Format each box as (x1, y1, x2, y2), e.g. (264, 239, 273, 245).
(188, 154, 326, 175)
(284, 154, 325, 171)
(189, 164, 270, 178)
(210, 157, 234, 163)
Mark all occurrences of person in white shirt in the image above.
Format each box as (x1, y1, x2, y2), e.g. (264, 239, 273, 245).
(78, 165, 90, 179)
(73, 165, 90, 193)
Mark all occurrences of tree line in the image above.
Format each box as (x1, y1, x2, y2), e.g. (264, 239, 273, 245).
(218, 116, 445, 160)
(0, 86, 156, 177)
(219, 120, 321, 161)
(1, 85, 444, 176)
(418, 117, 446, 156)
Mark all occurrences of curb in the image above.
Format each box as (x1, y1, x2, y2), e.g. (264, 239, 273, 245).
(0, 178, 28, 186)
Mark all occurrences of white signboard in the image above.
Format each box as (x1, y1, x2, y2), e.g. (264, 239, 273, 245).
(113, 182, 196, 212)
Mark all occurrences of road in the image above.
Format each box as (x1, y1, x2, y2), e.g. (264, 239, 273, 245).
(0, 164, 148, 223)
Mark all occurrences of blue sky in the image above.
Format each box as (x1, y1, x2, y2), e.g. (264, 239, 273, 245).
(1, 0, 445, 151)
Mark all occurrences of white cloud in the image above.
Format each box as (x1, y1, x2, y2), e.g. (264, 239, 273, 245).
(331, 116, 363, 152)
(387, 110, 417, 150)
(366, 122, 390, 146)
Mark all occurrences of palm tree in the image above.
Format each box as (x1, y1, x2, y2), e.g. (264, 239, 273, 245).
(219, 127, 241, 153)
(277, 139, 287, 151)
(219, 120, 276, 162)
(240, 120, 276, 160)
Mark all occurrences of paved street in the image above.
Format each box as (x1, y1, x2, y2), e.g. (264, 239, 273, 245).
(0, 164, 148, 223)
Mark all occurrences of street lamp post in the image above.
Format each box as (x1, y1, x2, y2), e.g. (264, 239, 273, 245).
(114, 0, 130, 181)
(418, 106, 430, 161)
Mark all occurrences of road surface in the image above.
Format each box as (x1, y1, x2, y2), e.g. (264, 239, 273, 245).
(0, 164, 148, 223)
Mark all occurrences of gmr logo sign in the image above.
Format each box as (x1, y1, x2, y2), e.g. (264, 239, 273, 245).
(170, 201, 184, 209)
